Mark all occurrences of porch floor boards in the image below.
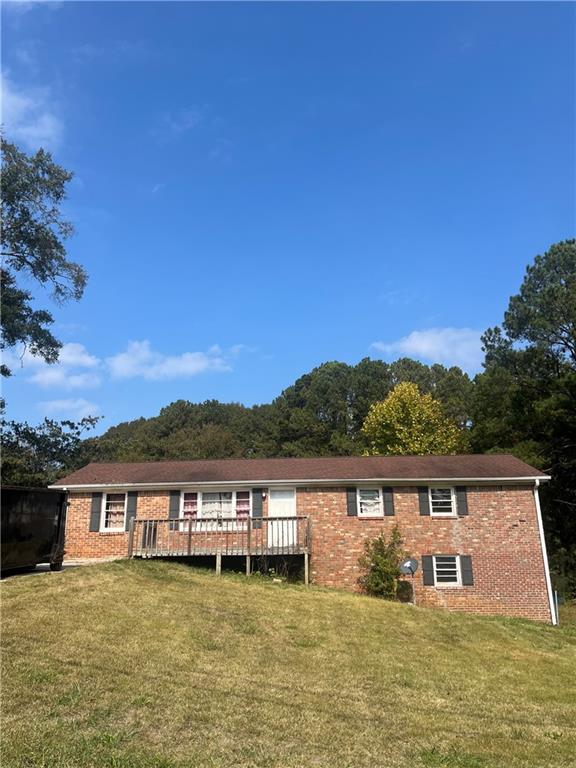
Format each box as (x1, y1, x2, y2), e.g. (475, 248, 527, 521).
(135, 547, 307, 558)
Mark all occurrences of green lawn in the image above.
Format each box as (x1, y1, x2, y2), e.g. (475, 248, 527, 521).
(2, 561, 575, 768)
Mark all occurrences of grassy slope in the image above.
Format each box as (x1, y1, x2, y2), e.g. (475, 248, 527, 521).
(1, 561, 575, 768)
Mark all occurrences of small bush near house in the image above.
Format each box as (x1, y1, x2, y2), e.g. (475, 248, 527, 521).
(358, 525, 407, 599)
(396, 578, 414, 603)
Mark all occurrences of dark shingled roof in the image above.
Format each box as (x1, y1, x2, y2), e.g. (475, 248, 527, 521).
(52, 454, 548, 487)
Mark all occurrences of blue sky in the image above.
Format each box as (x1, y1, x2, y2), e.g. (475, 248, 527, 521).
(2, 0, 574, 433)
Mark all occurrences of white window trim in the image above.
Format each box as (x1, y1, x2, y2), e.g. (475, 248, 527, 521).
(100, 492, 127, 533)
(179, 491, 198, 532)
(179, 489, 253, 518)
(356, 487, 384, 518)
(433, 555, 462, 587)
(179, 489, 252, 530)
(428, 486, 457, 517)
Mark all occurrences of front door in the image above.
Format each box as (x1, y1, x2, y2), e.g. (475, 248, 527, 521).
(267, 488, 297, 550)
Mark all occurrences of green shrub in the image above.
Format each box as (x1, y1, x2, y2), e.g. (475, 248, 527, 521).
(396, 579, 414, 603)
(358, 526, 407, 599)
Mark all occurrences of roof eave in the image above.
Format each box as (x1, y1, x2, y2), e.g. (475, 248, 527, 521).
(49, 475, 551, 490)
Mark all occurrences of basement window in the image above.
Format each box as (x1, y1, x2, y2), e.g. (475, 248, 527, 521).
(433, 555, 461, 586)
(101, 493, 126, 531)
(429, 487, 456, 517)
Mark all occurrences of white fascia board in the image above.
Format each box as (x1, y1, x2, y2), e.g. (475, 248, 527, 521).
(49, 475, 550, 491)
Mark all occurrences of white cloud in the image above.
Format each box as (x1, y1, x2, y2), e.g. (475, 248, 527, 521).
(4, 342, 103, 390)
(2, 342, 100, 370)
(29, 368, 102, 390)
(1, 73, 63, 151)
(57, 342, 99, 369)
(6, 339, 238, 390)
(39, 398, 100, 420)
(106, 340, 231, 381)
(372, 327, 483, 372)
(1, 346, 32, 373)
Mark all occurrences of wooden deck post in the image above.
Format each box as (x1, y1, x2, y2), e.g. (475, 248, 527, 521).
(215, 552, 222, 576)
(246, 518, 251, 576)
(127, 517, 136, 558)
(304, 516, 311, 585)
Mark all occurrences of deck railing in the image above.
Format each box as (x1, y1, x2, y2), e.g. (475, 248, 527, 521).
(128, 516, 311, 559)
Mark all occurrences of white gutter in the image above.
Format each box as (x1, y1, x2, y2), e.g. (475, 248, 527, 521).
(533, 479, 557, 625)
(49, 475, 550, 490)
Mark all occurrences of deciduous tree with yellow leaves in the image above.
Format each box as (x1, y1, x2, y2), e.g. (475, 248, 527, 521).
(362, 382, 467, 455)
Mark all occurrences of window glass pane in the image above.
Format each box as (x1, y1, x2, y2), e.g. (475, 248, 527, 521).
(236, 491, 250, 516)
(183, 492, 198, 517)
(358, 489, 381, 515)
(430, 488, 454, 514)
(434, 556, 459, 583)
(104, 494, 125, 529)
(201, 492, 233, 517)
(202, 492, 233, 502)
(270, 489, 295, 501)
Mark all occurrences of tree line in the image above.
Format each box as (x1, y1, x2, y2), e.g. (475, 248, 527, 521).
(83, 357, 472, 463)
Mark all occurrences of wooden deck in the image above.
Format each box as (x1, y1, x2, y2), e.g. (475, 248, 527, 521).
(128, 516, 311, 581)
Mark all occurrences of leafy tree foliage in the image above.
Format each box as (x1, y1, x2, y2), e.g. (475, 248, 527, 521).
(503, 239, 575, 364)
(1, 416, 100, 487)
(83, 361, 473, 465)
(0, 137, 95, 488)
(362, 382, 467, 456)
(272, 358, 472, 456)
(472, 239, 576, 596)
(272, 361, 377, 456)
(357, 526, 407, 599)
(389, 359, 473, 426)
(1, 137, 86, 375)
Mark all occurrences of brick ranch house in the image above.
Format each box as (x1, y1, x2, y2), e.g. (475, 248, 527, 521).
(51, 453, 557, 624)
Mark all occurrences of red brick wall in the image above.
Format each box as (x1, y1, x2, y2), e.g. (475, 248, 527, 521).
(299, 485, 553, 622)
(64, 490, 169, 559)
(65, 491, 269, 559)
(65, 484, 553, 622)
